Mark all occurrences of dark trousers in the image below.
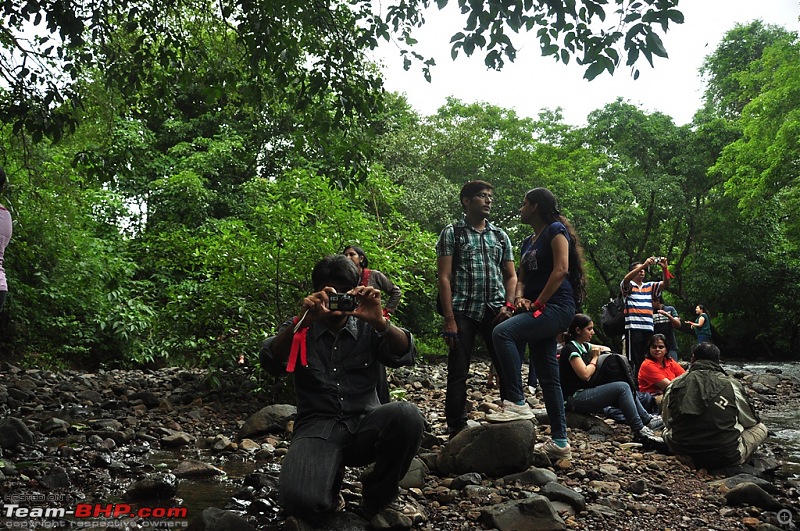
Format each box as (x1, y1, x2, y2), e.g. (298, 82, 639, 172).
(279, 402, 425, 520)
(446, 310, 501, 432)
(626, 328, 652, 383)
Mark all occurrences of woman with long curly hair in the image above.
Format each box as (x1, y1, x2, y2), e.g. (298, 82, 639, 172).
(487, 187, 585, 460)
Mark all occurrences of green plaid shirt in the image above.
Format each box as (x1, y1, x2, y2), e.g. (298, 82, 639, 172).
(436, 217, 514, 321)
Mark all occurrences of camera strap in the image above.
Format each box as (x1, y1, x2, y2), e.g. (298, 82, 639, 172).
(287, 310, 310, 372)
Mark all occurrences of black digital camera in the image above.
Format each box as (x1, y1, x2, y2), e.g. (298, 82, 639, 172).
(329, 293, 358, 312)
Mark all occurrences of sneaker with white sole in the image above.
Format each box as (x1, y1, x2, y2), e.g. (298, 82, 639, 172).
(535, 439, 572, 460)
(647, 415, 664, 430)
(485, 400, 535, 422)
(637, 425, 663, 441)
(635, 425, 670, 453)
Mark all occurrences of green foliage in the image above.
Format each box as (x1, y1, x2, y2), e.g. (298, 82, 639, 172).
(700, 21, 795, 119)
(2, 0, 682, 185)
(3, 12, 800, 370)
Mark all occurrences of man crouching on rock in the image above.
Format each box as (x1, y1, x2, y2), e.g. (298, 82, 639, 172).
(259, 254, 426, 527)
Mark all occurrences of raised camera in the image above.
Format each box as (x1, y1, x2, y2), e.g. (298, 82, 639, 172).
(329, 293, 357, 312)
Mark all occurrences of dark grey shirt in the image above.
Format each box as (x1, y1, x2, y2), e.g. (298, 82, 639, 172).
(260, 316, 415, 439)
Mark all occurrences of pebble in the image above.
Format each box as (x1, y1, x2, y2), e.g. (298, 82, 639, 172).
(0, 359, 797, 530)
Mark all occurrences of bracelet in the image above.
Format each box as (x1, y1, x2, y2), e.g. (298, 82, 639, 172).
(589, 361, 597, 367)
(504, 302, 515, 311)
(532, 299, 545, 311)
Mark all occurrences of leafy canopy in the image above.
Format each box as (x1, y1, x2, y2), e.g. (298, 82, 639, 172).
(2, 0, 683, 161)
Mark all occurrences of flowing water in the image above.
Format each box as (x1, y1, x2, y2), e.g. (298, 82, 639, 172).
(146, 450, 263, 517)
(149, 362, 800, 515)
(723, 360, 800, 467)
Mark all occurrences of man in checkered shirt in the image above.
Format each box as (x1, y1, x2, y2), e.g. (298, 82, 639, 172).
(436, 180, 517, 439)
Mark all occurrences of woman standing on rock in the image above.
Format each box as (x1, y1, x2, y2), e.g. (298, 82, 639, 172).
(487, 188, 585, 460)
(559, 313, 665, 445)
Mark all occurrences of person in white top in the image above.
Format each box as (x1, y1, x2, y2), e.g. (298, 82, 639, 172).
(0, 166, 12, 311)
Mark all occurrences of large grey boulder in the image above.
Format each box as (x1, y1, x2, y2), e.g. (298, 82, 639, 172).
(437, 420, 535, 477)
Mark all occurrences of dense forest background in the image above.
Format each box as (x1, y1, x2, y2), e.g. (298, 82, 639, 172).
(0, 2, 798, 369)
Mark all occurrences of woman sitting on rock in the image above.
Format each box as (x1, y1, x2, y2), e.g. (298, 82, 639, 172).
(559, 313, 664, 445)
(638, 333, 685, 405)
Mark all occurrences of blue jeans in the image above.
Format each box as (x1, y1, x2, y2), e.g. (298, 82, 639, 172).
(279, 402, 425, 520)
(696, 334, 711, 344)
(566, 381, 652, 432)
(492, 302, 574, 440)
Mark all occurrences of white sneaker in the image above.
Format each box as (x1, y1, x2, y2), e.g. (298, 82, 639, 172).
(637, 426, 663, 442)
(647, 415, 664, 430)
(485, 400, 534, 422)
(535, 439, 572, 459)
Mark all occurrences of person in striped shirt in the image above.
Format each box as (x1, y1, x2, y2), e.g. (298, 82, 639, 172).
(620, 256, 670, 382)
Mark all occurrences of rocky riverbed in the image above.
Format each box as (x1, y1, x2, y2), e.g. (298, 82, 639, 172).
(0, 359, 799, 531)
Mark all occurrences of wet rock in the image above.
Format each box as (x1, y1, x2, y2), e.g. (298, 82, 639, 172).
(540, 481, 586, 513)
(186, 507, 257, 531)
(210, 434, 236, 452)
(399, 457, 428, 489)
(239, 438, 261, 452)
(749, 374, 785, 388)
(502, 467, 557, 487)
(724, 482, 783, 511)
(450, 472, 483, 490)
(89, 418, 123, 431)
(39, 466, 71, 489)
(161, 432, 194, 448)
(125, 472, 178, 500)
(710, 473, 779, 494)
(40, 417, 71, 436)
(0, 417, 35, 448)
(237, 404, 297, 440)
(77, 389, 103, 403)
(173, 460, 225, 479)
(565, 411, 616, 435)
(243, 470, 280, 491)
(479, 496, 566, 530)
(130, 391, 160, 408)
(438, 420, 535, 476)
(629, 479, 647, 494)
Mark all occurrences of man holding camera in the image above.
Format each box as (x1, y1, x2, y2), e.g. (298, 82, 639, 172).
(260, 254, 426, 528)
(620, 256, 670, 382)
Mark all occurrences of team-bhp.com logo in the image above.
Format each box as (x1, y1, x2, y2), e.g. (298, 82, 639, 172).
(4, 503, 188, 527)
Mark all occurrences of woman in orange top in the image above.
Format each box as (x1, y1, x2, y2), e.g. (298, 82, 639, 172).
(637, 334, 685, 404)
